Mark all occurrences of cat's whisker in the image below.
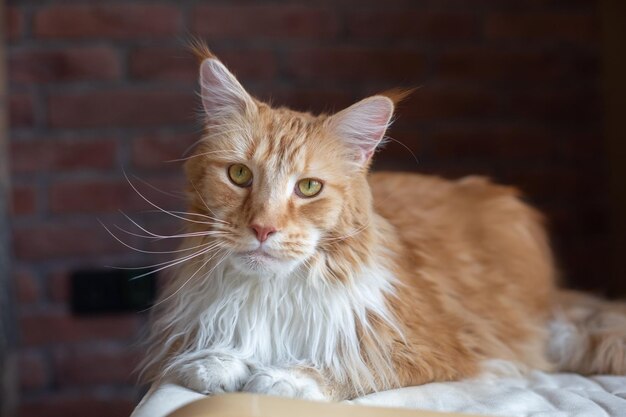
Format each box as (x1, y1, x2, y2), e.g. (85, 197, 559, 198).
(140, 210, 229, 227)
(108, 240, 221, 272)
(126, 241, 225, 279)
(190, 180, 227, 223)
(146, 256, 218, 312)
(147, 247, 232, 311)
(166, 210, 230, 226)
(139, 209, 229, 227)
(165, 149, 240, 163)
(321, 222, 370, 243)
(181, 135, 210, 158)
(113, 224, 228, 241)
(115, 213, 229, 240)
(384, 137, 420, 167)
(119, 211, 184, 239)
(123, 170, 226, 227)
(131, 175, 186, 200)
(100, 220, 217, 255)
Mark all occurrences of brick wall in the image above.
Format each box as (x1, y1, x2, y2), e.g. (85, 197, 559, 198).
(6, 1, 607, 416)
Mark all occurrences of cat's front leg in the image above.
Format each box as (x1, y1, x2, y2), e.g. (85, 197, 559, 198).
(242, 367, 328, 400)
(177, 352, 253, 395)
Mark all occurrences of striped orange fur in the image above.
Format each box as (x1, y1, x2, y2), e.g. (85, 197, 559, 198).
(139, 44, 626, 400)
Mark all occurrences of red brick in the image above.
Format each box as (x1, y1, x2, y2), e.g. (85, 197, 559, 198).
(20, 311, 140, 346)
(131, 132, 199, 170)
(416, 164, 500, 181)
(542, 205, 578, 237)
(48, 270, 69, 303)
(6, 6, 23, 41)
(502, 167, 591, 201)
(12, 222, 131, 260)
(436, 47, 598, 83)
(19, 351, 48, 390)
(401, 87, 501, 121)
(9, 93, 35, 127)
(346, 11, 478, 40)
(34, 5, 181, 39)
(14, 268, 40, 304)
(562, 237, 612, 294)
(11, 185, 37, 216)
(19, 395, 135, 417)
(430, 127, 556, 160)
(547, 203, 608, 238)
(53, 346, 140, 385)
(503, 89, 599, 122)
(325, 0, 443, 5)
(285, 47, 425, 82)
(414, 0, 598, 8)
(485, 12, 598, 43)
(191, 5, 339, 40)
(558, 132, 602, 163)
(48, 90, 195, 128)
(49, 177, 185, 214)
(10, 47, 120, 84)
(10, 138, 117, 174)
(129, 47, 277, 82)
(48, 180, 145, 213)
(129, 47, 196, 83)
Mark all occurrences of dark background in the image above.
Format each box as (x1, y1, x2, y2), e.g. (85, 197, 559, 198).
(4, 1, 624, 416)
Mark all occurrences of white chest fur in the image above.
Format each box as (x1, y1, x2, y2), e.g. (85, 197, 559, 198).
(158, 253, 400, 391)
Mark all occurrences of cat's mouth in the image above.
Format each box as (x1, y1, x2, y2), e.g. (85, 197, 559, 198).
(230, 247, 288, 275)
(239, 248, 279, 261)
(231, 244, 304, 276)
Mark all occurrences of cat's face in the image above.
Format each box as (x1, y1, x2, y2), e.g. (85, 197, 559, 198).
(185, 54, 394, 277)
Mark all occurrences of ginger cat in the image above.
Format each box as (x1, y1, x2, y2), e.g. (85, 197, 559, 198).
(139, 44, 626, 400)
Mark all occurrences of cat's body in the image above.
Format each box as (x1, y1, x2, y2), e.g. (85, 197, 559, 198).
(368, 173, 554, 386)
(139, 45, 626, 400)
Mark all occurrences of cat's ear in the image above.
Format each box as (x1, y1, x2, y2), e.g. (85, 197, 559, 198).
(199, 58, 255, 121)
(328, 95, 394, 165)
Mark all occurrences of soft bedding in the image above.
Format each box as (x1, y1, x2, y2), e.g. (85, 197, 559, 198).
(131, 370, 626, 417)
(352, 371, 626, 417)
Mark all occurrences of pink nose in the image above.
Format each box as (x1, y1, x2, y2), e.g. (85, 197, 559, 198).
(250, 224, 277, 243)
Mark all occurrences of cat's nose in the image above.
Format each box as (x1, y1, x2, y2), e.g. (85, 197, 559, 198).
(250, 224, 277, 243)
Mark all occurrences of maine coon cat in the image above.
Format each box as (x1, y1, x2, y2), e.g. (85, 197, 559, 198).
(139, 43, 626, 400)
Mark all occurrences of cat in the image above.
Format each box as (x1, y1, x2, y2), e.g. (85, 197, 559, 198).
(138, 43, 626, 401)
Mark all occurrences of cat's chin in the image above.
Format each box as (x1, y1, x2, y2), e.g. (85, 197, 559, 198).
(229, 250, 299, 277)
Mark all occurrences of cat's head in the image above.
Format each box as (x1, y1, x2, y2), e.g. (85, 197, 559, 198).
(185, 46, 398, 278)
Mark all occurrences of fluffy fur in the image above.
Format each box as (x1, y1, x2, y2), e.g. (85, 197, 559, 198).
(139, 45, 626, 400)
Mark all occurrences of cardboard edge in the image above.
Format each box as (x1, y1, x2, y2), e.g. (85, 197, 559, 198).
(167, 393, 490, 417)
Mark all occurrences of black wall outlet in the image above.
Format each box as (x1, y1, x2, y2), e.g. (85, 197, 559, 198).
(70, 268, 156, 315)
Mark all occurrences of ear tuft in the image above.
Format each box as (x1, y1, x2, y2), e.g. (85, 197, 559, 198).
(199, 58, 254, 121)
(329, 96, 395, 164)
(188, 37, 215, 63)
(379, 87, 415, 106)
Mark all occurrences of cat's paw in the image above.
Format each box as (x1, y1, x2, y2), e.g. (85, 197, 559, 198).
(242, 368, 327, 400)
(179, 355, 251, 395)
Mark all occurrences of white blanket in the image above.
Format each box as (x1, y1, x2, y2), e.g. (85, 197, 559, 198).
(131, 370, 626, 417)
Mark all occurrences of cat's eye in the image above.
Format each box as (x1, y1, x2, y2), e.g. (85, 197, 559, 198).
(228, 164, 253, 187)
(296, 178, 323, 198)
